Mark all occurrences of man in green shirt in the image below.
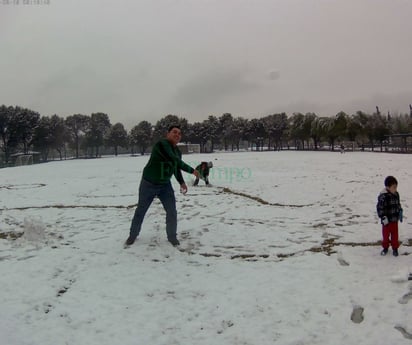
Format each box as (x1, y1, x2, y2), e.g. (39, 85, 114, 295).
(125, 125, 199, 247)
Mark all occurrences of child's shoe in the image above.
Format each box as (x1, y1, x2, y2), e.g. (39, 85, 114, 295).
(168, 238, 180, 246)
(393, 249, 399, 257)
(381, 248, 388, 256)
(124, 236, 136, 247)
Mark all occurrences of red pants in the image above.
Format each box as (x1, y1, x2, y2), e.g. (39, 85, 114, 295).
(382, 222, 399, 250)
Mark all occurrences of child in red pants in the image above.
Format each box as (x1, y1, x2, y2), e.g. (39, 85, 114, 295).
(376, 176, 403, 256)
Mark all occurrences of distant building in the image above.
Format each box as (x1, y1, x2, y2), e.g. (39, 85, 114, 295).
(177, 143, 200, 154)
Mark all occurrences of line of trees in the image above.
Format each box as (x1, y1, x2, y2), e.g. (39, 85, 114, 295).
(1, 104, 412, 165)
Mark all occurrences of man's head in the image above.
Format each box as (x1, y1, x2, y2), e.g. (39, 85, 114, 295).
(384, 175, 398, 194)
(166, 125, 182, 146)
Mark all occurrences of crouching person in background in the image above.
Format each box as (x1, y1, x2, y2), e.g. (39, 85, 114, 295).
(194, 161, 213, 186)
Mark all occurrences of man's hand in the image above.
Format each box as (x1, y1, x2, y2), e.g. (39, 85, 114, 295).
(193, 170, 200, 178)
(180, 183, 188, 195)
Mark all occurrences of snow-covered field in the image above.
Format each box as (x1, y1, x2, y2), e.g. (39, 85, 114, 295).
(1, 150, 412, 345)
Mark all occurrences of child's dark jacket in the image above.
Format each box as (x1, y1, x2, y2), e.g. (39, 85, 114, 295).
(376, 189, 402, 223)
(195, 162, 210, 179)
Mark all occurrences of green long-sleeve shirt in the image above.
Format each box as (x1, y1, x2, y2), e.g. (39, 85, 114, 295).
(142, 139, 194, 185)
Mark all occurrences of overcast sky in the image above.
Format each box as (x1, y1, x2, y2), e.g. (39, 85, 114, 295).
(1, 0, 412, 129)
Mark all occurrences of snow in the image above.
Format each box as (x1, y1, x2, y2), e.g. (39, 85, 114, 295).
(1, 151, 412, 345)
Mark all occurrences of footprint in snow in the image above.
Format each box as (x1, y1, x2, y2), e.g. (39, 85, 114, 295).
(394, 325, 412, 339)
(350, 305, 364, 323)
(398, 290, 412, 305)
(337, 252, 350, 266)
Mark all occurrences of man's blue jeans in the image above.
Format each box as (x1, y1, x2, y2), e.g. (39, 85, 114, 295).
(129, 178, 177, 241)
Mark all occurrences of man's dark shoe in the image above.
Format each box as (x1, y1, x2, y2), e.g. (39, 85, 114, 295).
(125, 236, 135, 246)
(168, 238, 180, 246)
(393, 249, 399, 257)
(381, 248, 388, 256)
